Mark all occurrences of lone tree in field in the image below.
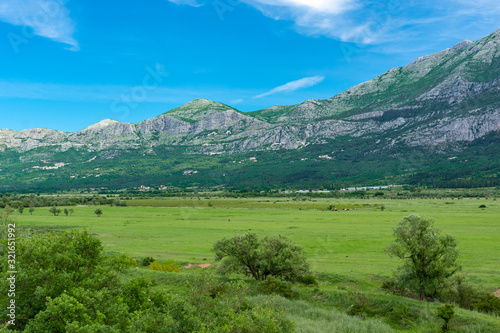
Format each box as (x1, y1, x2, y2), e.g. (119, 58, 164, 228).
(18, 205, 24, 215)
(49, 206, 61, 216)
(94, 208, 103, 217)
(386, 214, 461, 301)
(212, 233, 310, 281)
(29, 207, 35, 215)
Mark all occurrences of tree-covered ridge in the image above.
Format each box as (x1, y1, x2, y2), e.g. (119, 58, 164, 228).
(0, 29, 499, 191)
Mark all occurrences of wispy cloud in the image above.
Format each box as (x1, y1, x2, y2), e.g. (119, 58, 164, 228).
(0, 0, 78, 50)
(240, 0, 500, 45)
(166, 0, 203, 7)
(241, 0, 380, 43)
(0, 80, 255, 107)
(254, 76, 325, 99)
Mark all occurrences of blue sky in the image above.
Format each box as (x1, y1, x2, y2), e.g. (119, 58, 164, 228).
(1, 0, 499, 132)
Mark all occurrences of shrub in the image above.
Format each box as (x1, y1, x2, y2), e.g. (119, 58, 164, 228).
(186, 274, 293, 332)
(141, 256, 156, 267)
(473, 294, 500, 315)
(383, 301, 416, 329)
(346, 290, 368, 317)
(257, 276, 296, 299)
(295, 274, 318, 286)
(114, 200, 127, 207)
(149, 259, 180, 272)
(439, 279, 500, 315)
(436, 303, 455, 332)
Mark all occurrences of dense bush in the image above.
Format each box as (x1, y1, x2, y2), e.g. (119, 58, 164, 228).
(439, 279, 500, 316)
(213, 233, 310, 281)
(0, 230, 127, 330)
(141, 256, 156, 266)
(346, 290, 368, 317)
(383, 301, 417, 329)
(257, 276, 297, 299)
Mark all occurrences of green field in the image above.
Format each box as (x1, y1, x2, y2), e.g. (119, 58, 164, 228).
(13, 197, 500, 287)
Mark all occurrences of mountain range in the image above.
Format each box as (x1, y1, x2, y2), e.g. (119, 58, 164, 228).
(1, 29, 499, 191)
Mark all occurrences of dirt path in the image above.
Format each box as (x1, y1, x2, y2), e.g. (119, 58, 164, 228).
(182, 263, 214, 269)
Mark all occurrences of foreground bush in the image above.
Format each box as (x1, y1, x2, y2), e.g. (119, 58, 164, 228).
(0, 230, 294, 332)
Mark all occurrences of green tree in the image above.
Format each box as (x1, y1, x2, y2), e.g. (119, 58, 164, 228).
(69, 208, 74, 215)
(386, 214, 461, 301)
(94, 208, 103, 217)
(29, 207, 35, 215)
(18, 205, 24, 215)
(49, 206, 61, 216)
(64, 208, 69, 216)
(213, 233, 310, 281)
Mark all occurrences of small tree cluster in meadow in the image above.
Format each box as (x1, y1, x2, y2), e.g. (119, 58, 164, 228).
(212, 233, 311, 281)
(49, 206, 61, 216)
(48, 206, 74, 216)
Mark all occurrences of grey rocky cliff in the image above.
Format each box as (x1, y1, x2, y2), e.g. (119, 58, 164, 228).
(1, 29, 499, 155)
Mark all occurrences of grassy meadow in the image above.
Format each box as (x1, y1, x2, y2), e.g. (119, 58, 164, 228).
(12, 196, 500, 287)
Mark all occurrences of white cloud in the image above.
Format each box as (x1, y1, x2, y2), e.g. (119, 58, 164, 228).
(254, 76, 325, 99)
(243, 0, 355, 14)
(241, 0, 373, 42)
(167, 0, 203, 7)
(241, 0, 500, 45)
(0, 0, 79, 50)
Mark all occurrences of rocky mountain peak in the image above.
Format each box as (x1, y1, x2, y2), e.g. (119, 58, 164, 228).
(82, 119, 120, 131)
(164, 98, 237, 122)
(451, 40, 474, 51)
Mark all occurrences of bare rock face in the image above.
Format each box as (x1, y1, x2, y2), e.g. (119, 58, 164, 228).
(1, 29, 499, 155)
(0, 128, 67, 151)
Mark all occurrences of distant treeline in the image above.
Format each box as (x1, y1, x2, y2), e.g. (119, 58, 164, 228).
(1, 187, 498, 208)
(0, 194, 125, 209)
